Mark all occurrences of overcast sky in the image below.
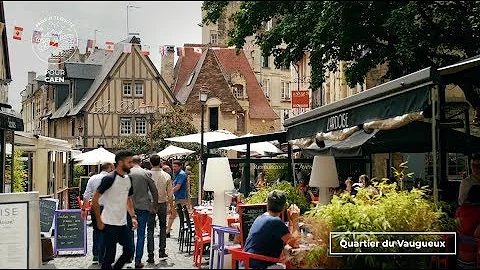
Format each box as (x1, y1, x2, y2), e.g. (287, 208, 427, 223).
(4, 1, 203, 112)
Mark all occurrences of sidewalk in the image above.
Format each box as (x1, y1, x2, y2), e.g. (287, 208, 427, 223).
(40, 218, 207, 269)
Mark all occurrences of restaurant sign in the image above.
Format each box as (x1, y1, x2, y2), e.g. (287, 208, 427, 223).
(291, 90, 310, 108)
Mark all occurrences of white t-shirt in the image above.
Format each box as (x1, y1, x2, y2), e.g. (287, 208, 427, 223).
(97, 172, 133, 226)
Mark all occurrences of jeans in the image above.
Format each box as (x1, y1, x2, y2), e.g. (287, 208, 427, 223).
(147, 203, 167, 256)
(91, 206, 105, 263)
(127, 214, 134, 261)
(101, 224, 134, 269)
(134, 209, 150, 263)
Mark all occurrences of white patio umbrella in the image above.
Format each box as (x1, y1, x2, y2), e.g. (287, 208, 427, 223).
(220, 133, 283, 155)
(157, 145, 195, 159)
(73, 147, 116, 165)
(165, 129, 238, 145)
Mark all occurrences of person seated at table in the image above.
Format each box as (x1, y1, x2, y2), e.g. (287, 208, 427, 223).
(255, 172, 267, 190)
(456, 185, 480, 268)
(244, 190, 300, 269)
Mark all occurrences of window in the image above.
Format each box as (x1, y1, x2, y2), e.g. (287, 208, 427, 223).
(233, 84, 244, 99)
(134, 82, 144, 97)
(123, 82, 132, 96)
(210, 31, 218, 45)
(187, 72, 195, 86)
(120, 117, 132, 135)
(281, 81, 290, 100)
(262, 56, 269, 68)
(262, 79, 270, 98)
(135, 118, 146, 135)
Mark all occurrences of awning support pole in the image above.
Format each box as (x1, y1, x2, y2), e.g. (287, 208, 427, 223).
(244, 143, 251, 197)
(431, 86, 439, 204)
(287, 143, 294, 186)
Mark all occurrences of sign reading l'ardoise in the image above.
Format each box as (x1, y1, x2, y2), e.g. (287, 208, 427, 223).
(326, 112, 349, 132)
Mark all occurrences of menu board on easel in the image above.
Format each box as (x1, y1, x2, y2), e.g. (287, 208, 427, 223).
(54, 209, 86, 256)
(237, 203, 267, 247)
(67, 187, 80, 209)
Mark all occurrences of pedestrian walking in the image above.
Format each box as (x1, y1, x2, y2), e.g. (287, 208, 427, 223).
(146, 154, 173, 263)
(129, 156, 159, 269)
(166, 160, 188, 238)
(83, 162, 114, 265)
(91, 150, 137, 270)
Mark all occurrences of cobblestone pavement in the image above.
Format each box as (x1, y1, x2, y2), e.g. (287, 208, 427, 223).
(40, 217, 210, 269)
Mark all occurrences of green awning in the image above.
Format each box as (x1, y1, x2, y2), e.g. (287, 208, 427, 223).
(284, 68, 435, 140)
(303, 121, 480, 157)
(0, 111, 24, 131)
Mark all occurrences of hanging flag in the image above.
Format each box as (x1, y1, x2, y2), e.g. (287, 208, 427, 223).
(105, 41, 114, 52)
(49, 33, 59, 47)
(31, 30, 42, 44)
(13, 26, 23, 40)
(160, 45, 166, 56)
(87, 39, 95, 50)
(176, 47, 185, 57)
(123, 43, 132, 54)
(141, 45, 150, 56)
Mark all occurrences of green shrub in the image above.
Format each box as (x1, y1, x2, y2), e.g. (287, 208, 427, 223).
(301, 180, 456, 269)
(12, 150, 26, 192)
(244, 181, 310, 214)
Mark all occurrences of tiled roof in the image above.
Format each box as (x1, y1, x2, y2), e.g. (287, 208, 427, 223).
(173, 47, 202, 95)
(214, 48, 278, 119)
(51, 99, 70, 119)
(173, 45, 278, 119)
(64, 62, 101, 79)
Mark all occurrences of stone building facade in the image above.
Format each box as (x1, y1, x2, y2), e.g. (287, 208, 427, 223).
(165, 44, 278, 135)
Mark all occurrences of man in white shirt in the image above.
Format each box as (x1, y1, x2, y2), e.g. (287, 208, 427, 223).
(458, 153, 480, 206)
(146, 154, 173, 263)
(83, 162, 114, 265)
(92, 150, 138, 270)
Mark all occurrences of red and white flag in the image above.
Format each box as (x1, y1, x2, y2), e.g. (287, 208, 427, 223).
(49, 33, 59, 47)
(193, 47, 202, 54)
(123, 43, 132, 54)
(141, 45, 150, 56)
(13, 26, 23, 40)
(105, 41, 114, 52)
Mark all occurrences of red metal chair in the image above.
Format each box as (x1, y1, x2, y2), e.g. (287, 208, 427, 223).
(192, 212, 211, 268)
(227, 246, 282, 269)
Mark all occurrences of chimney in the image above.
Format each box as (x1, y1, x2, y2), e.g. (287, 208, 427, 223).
(28, 71, 36, 84)
(161, 45, 175, 88)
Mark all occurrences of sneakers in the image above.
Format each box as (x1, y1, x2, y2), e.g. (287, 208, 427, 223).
(134, 262, 145, 269)
(166, 232, 171, 238)
(92, 256, 99, 264)
(159, 251, 168, 261)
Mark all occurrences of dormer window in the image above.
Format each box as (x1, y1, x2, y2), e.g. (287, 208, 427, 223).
(187, 72, 195, 86)
(233, 84, 244, 99)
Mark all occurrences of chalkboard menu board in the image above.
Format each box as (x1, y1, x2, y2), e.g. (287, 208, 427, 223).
(39, 198, 58, 236)
(67, 188, 80, 209)
(238, 203, 267, 247)
(54, 209, 86, 256)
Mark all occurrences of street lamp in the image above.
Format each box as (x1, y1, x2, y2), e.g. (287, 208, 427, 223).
(199, 84, 209, 204)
